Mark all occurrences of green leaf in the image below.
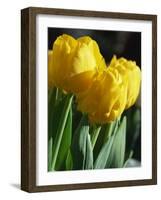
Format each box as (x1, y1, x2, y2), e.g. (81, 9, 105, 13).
(55, 108, 72, 170)
(91, 126, 101, 150)
(65, 149, 73, 170)
(48, 88, 58, 170)
(49, 94, 73, 171)
(84, 133, 93, 169)
(71, 116, 93, 170)
(48, 137, 53, 171)
(124, 106, 141, 158)
(93, 125, 107, 160)
(93, 121, 116, 161)
(106, 116, 127, 168)
(123, 150, 134, 168)
(94, 121, 119, 169)
(103, 121, 117, 142)
(94, 136, 114, 169)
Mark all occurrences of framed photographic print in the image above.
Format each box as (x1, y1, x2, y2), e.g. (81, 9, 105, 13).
(21, 7, 157, 192)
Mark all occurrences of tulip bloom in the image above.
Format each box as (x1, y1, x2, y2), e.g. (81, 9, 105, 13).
(109, 56, 141, 109)
(48, 50, 54, 88)
(77, 68, 128, 124)
(48, 34, 106, 93)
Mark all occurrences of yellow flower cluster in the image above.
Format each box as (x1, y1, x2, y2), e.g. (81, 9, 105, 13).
(49, 34, 141, 124)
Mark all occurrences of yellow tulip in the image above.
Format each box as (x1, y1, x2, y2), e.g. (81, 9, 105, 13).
(48, 34, 106, 93)
(109, 56, 141, 109)
(48, 50, 54, 88)
(77, 68, 128, 124)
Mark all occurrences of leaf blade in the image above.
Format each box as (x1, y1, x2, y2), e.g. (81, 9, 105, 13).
(106, 116, 127, 168)
(71, 116, 93, 170)
(94, 121, 119, 169)
(84, 133, 93, 169)
(48, 94, 73, 171)
(55, 108, 72, 170)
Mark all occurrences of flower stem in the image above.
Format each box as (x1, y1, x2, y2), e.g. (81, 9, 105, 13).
(104, 121, 116, 143)
(91, 126, 101, 150)
(51, 94, 73, 170)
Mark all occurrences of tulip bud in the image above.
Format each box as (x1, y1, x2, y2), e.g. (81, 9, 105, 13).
(109, 56, 141, 109)
(48, 34, 106, 93)
(48, 50, 54, 88)
(77, 68, 128, 124)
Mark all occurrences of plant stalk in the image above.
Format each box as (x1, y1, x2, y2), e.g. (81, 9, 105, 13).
(91, 126, 101, 149)
(51, 94, 73, 170)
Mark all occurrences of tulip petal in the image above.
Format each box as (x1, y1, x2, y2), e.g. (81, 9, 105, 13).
(49, 34, 106, 93)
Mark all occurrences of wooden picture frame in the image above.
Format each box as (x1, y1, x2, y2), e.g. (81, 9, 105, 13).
(21, 7, 157, 192)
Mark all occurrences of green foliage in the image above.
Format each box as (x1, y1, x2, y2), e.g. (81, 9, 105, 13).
(105, 117, 126, 168)
(48, 88, 140, 171)
(124, 106, 141, 161)
(93, 131, 116, 169)
(65, 149, 73, 170)
(71, 116, 93, 170)
(48, 88, 73, 171)
(55, 108, 72, 170)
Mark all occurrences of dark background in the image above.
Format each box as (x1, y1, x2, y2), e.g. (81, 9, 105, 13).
(48, 27, 141, 163)
(48, 28, 141, 67)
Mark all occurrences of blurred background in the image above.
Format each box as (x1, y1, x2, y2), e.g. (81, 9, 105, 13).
(48, 28, 141, 166)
